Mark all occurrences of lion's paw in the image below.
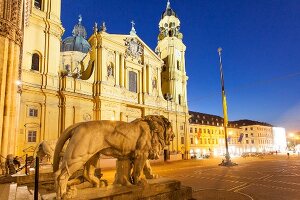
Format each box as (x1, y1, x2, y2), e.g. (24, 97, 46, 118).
(145, 174, 159, 179)
(137, 178, 148, 186)
(65, 186, 77, 199)
(100, 179, 109, 187)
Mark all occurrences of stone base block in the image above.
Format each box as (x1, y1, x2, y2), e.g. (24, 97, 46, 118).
(42, 178, 193, 200)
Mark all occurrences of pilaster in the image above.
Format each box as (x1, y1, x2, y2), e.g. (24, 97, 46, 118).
(0, 0, 23, 157)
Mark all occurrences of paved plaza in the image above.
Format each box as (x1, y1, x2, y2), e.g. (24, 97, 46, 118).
(101, 155, 300, 200)
(0, 155, 299, 199)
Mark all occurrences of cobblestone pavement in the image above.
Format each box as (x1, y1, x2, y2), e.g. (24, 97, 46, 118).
(101, 155, 300, 200)
(1, 155, 299, 200)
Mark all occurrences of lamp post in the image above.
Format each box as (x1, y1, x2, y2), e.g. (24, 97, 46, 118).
(217, 47, 237, 166)
(164, 93, 173, 161)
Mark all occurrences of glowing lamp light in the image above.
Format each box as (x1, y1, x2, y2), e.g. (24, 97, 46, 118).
(16, 80, 22, 86)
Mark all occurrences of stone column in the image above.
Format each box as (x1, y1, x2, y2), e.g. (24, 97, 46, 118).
(157, 67, 162, 96)
(115, 52, 120, 86)
(147, 65, 151, 94)
(138, 70, 142, 103)
(0, 0, 23, 157)
(142, 66, 146, 93)
(119, 54, 125, 87)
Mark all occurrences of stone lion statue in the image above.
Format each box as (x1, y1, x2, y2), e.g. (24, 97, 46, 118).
(34, 140, 56, 164)
(53, 115, 174, 199)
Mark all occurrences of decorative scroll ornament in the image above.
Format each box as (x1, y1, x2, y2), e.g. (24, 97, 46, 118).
(24, 0, 32, 27)
(83, 113, 91, 121)
(124, 38, 143, 61)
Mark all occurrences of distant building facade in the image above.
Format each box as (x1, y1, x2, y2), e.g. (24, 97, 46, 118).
(188, 111, 285, 157)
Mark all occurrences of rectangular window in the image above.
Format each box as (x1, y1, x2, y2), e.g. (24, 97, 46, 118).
(251, 133, 254, 137)
(245, 134, 248, 138)
(28, 130, 37, 142)
(246, 140, 249, 144)
(208, 129, 210, 134)
(129, 71, 137, 93)
(200, 138, 202, 144)
(208, 139, 210, 144)
(190, 138, 193, 145)
(199, 128, 202, 133)
(181, 137, 184, 144)
(203, 129, 206, 134)
(251, 140, 254, 144)
(190, 127, 193, 133)
(177, 60, 180, 70)
(29, 108, 38, 117)
(195, 128, 197, 133)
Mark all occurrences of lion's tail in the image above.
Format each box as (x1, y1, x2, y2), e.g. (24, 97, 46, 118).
(53, 123, 83, 172)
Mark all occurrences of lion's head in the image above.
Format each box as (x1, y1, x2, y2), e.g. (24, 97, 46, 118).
(141, 115, 175, 160)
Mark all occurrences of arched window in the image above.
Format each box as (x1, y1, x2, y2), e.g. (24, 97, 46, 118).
(31, 53, 40, 71)
(34, 0, 42, 10)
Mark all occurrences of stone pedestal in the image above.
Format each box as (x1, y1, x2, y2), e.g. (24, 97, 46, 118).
(77, 178, 192, 200)
(42, 178, 193, 200)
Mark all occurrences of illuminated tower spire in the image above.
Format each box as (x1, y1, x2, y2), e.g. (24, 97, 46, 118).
(130, 20, 137, 35)
(156, 1, 188, 110)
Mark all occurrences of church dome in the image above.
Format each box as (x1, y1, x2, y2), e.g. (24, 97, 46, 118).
(61, 15, 91, 53)
(161, 0, 177, 19)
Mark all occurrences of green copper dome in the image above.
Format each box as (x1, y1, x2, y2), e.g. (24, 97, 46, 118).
(61, 15, 91, 53)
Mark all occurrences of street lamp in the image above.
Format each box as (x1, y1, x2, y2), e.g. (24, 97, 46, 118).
(217, 47, 237, 166)
(164, 93, 173, 161)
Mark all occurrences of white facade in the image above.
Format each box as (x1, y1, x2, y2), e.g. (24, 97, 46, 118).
(272, 127, 287, 152)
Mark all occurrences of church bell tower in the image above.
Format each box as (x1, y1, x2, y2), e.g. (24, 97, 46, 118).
(156, 0, 188, 111)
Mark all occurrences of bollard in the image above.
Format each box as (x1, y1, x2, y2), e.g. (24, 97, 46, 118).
(34, 157, 39, 200)
(25, 154, 28, 175)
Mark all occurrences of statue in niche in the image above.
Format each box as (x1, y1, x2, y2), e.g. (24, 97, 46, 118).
(53, 115, 174, 199)
(152, 78, 157, 90)
(107, 64, 114, 77)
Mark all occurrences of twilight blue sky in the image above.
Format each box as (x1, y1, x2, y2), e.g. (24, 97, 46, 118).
(61, 0, 300, 132)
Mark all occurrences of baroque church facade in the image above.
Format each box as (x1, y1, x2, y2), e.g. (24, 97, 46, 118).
(0, 0, 190, 159)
